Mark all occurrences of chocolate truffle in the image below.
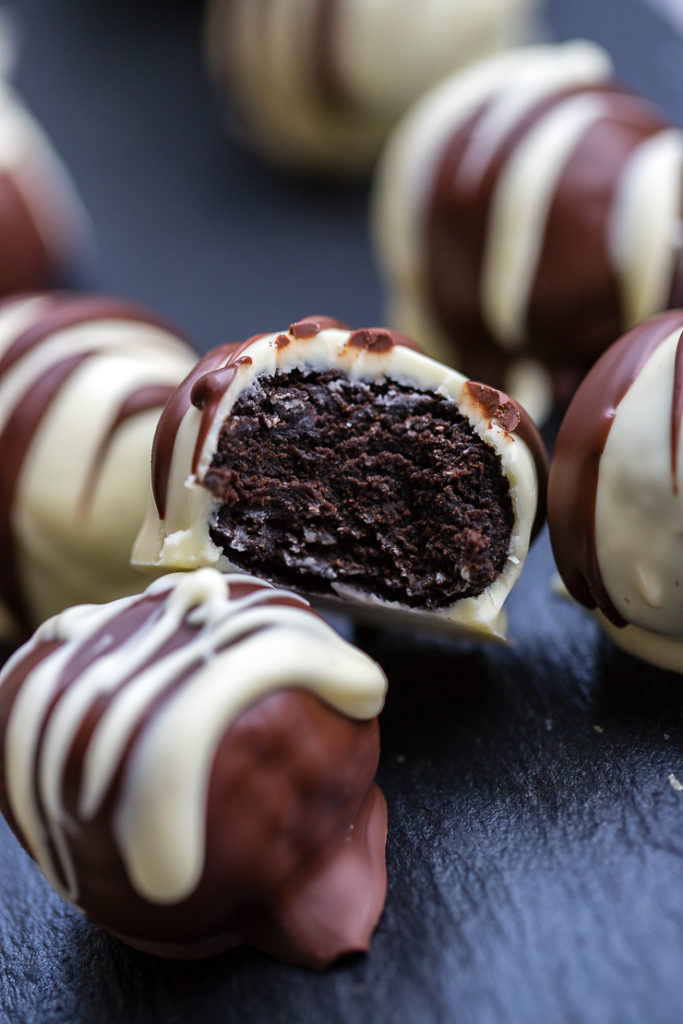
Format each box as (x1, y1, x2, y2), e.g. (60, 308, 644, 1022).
(0, 568, 388, 967)
(0, 293, 196, 642)
(548, 310, 683, 672)
(133, 316, 547, 639)
(373, 41, 683, 420)
(204, 0, 536, 175)
(0, 75, 88, 294)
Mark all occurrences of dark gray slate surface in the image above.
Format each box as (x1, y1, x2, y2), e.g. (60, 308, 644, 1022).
(2, 1, 683, 1022)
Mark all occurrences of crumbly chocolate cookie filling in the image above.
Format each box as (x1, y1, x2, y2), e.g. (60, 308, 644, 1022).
(203, 370, 513, 608)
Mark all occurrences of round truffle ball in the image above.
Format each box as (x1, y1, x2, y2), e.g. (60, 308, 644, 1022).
(0, 293, 196, 642)
(373, 41, 683, 419)
(0, 569, 388, 967)
(548, 310, 683, 671)
(204, 0, 536, 175)
(133, 315, 547, 640)
(0, 76, 89, 294)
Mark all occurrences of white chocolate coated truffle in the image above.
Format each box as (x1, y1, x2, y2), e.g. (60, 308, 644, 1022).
(548, 311, 683, 672)
(133, 317, 546, 640)
(0, 294, 196, 641)
(205, 0, 536, 174)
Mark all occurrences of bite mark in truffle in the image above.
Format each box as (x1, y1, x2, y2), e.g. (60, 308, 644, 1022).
(203, 369, 514, 607)
(137, 318, 545, 636)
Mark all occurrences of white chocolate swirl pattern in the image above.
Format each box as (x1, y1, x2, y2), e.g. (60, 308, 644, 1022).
(373, 41, 683, 420)
(0, 293, 196, 639)
(0, 569, 387, 906)
(204, 0, 535, 174)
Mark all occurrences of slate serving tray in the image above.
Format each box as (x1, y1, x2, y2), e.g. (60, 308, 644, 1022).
(2, 1, 683, 1022)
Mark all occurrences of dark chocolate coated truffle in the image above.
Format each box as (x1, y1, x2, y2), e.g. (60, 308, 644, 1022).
(0, 569, 388, 967)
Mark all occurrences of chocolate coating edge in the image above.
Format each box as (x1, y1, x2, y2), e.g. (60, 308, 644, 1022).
(548, 310, 683, 624)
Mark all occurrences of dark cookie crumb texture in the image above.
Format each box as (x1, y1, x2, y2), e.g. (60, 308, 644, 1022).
(203, 370, 514, 608)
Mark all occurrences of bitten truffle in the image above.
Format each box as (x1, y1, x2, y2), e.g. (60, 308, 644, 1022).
(0, 75, 88, 294)
(0, 293, 196, 642)
(133, 316, 547, 639)
(204, 0, 535, 175)
(373, 41, 683, 419)
(548, 310, 683, 672)
(0, 568, 388, 968)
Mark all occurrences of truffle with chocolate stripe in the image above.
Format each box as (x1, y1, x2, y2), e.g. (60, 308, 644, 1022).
(0, 293, 195, 641)
(548, 310, 683, 671)
(134, 316, 547, 639)
(204, 0, 535, 174)
(373, 41, 683, 419)
(0, 568, 388, 967)
(0, 75, 88, 294)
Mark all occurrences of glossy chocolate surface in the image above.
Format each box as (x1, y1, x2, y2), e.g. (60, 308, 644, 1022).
(0, 574, 387, 968)
(424, 74, 681, 395)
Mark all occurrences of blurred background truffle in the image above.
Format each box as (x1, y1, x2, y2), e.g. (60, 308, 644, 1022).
(204, 0, 537, 175)
(373, 40, 683, 420)
(0, 293, 195, 642)
(0, 66, 89, 295)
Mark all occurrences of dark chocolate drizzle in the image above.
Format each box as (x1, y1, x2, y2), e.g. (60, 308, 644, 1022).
(0, 294, 188, 379)
(77, 384, 178, 515)
(548, 310, 683, 625)
(527, 91, 667, 364)
(0, 352, 93, 635)
(465, 382, 548, 541)
(0, 294, 192, 636)
(289, 315, 348, 339)
(311, 0, 348, 109)
(346, 327, 420, 353)
(151, 343, 244, 518)
(153, 320, 350, 519)
(672, 332, 683, 495)
(0, 171, 54, 298)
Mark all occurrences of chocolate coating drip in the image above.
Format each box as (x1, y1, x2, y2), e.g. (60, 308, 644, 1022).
(289, 315, 348, 338)
(152, 344, 238, 518)
(346, 327, 420, 353)
(548, 310, 683, 625)
(465, 381, 548, 540)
